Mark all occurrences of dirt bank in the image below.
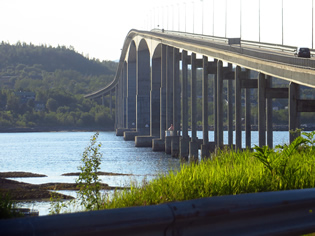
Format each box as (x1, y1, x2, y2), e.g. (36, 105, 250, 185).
(0, 172, 126, 201)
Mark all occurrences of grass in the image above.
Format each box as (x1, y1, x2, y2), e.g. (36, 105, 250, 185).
(100, 131, 315, 210)
(48, 131, 315, 214)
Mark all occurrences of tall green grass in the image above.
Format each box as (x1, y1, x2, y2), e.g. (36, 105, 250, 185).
(100, 132, 315, 210)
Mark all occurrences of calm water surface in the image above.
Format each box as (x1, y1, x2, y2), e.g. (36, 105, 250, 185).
(0, 131, 290, 215)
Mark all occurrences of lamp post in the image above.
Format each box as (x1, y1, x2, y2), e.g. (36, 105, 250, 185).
(201, 0, 204, 35)
(282, 0, 284, 45)
(225, 0, 227, 38)
(259, 0, 261, 42)
(240, 0, 242, 39)
(192, 1, 195, 34)
(178, 3, 180, 31)
(185, 2, 187, 32)
(213, 0, 215, 36)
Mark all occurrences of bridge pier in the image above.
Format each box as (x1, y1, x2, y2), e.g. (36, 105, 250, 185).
(171, 48, 181, 158)
(88, 31, 315, 161)
(179, 50, 189, 160)
(189, 53, 199, 161)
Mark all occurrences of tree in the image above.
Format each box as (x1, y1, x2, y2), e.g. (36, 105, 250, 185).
(46, 98, 58, 112)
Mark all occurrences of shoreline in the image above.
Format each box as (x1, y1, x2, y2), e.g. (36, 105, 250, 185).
(0, 126, 115, 133)
(0, 172, 128, 201)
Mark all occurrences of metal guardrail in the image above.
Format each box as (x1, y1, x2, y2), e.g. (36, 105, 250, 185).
(85, 29, 315, 99)
(154, 28, 299, 54)
(2, 188, 315, 236)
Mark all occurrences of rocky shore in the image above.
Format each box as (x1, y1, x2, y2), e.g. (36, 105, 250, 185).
(0, 172, 128, 201)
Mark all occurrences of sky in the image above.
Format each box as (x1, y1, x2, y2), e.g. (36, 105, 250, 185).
(0, 0, 313, 61)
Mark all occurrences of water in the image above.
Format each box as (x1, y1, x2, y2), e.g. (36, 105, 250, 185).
(0, 131, 290, 215)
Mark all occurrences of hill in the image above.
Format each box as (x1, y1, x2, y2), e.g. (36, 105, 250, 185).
(0, 42, 117, 131)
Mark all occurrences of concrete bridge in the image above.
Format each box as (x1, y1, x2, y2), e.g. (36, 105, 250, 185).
(86, 29, 315, 160)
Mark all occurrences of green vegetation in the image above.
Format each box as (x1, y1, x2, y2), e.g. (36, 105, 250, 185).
(50, 133, 103, 214)
(0, 194, 22, 219)
(49, 131, 315, 214)
(100, 132, 315, 210)
(76, 133, 103, 210)
(0, 42, 117, 129)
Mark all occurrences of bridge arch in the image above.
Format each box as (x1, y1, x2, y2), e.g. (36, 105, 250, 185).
(86, 29, 315, 159)
(136, 39, 151, 135)
(126, 41, 137, 129)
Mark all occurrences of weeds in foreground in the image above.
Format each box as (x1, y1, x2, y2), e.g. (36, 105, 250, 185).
(100, 131, 315, 210)
(50, 132, 103, 214)
(50, 131, 315, 213)
(0, 194, 23, 219)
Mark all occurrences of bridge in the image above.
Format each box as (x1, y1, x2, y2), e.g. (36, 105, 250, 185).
(86, 29, 315, 160)
(4, 29, 315, 236)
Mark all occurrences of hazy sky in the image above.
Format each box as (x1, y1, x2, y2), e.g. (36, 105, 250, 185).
(1, 0, 313, 61)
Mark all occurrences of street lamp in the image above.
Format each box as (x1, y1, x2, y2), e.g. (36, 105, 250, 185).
(225, 0, 227, 38)
(240, 0, 242, 38)
(213, 0, 215, 36)
(201, 0, 204, 35)
(192, 1, 195, 34)
(282, 0, 284, 45)
(185, 2, 187, 32)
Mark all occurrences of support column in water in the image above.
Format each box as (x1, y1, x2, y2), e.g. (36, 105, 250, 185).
(258, 72, 266, 147)
(171, 47, 180, 157)
(179, 50, 189, 160)
(289, 82, 300, 143)
(235, 66, 242, 151)
(165, 46, 174, 154)
(189, 53, 199, 162)
(201, 56, 209, 158)
(217, 60, 224, 149)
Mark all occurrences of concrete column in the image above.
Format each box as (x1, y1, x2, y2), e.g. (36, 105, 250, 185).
(180, 50, 189, 160)
(122, 64, 127, 127)
(118, 74, 124, 129)
(151, 56, 161, 137)
(217, 60, 223, 149)
(227, 77, 233, 148)
(115, 85, 118, 130)
(245, 86, 251, 149)
(165, 46, 174, 154)
(172, 47, 180, 157)
(127, 61, 137, 130)
(201, 56, 210, 158)
(258, 72, 266, 147)
(160, 45, 167, 140)
(109, 90, 113, 116)
(289, 82, 300, 143)
(189, 52, 199, 161)
(102, 94, 105, 106)
(244, 70, 251, 149)
(153, 45, 166, 152)
(266, 76, 273, 148)
(214, 71, 218, 146)
(235, 66, 242, 151)
(136, 48, 151, 135)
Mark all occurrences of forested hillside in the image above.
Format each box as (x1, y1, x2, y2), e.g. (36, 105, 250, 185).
(0, 42, 117, 130)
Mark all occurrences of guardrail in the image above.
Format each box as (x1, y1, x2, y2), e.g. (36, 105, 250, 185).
(85, 29, 315, 99)
(2, 188, 315, 236)
(154, 29, 298, 54)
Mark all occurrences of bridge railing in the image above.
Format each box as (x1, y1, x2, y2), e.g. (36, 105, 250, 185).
(153, 29, 313, 58)
(2, 188, 315, 236)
